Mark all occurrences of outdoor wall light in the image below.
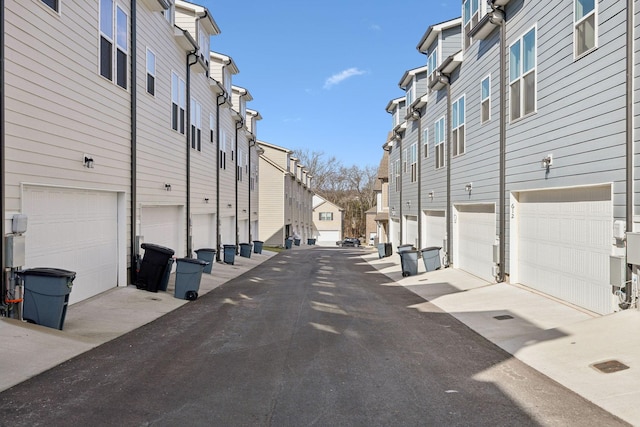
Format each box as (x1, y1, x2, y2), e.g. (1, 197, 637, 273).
(428, 191, 434, 200)
(541, 154, 553, 169)
(227, 203, 232, 208)
(83, 154, 94, 169)
(242, 209, 247, 213)
(204, 198, 209, 203)
(406, 200, 411, 207)
(164, 183, 172, 191)
(465, 182, 473, 193)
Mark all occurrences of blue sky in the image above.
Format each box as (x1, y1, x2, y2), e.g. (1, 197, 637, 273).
(200, 1, 462, 169)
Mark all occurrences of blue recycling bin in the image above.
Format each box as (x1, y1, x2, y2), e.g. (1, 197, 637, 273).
(223, 245, 236, 265)
(294, 238, 301, 246)
(397, 244, 414, 254)
(195, 248, 216, 274)
(377, 243, 386, 259)
(421, 247, 442, 272)
(253, 240, 264, 254)
(399, 250, 419, 277)
(158, 258, 174, 292)
(285, 239, 293, 249)
(137, 243, 175, 292)
(239, 243, 252, 258)
(385, 243, 393, 257)
(174, 258, 208, 300)
(18, 268, 76, 330)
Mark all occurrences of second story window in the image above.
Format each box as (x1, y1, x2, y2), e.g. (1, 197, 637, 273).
(435, 117, 446, 169)
(575, 0, 596, 57)
(423, 128, 429, 158)
(409, 143, 417, 183)
(42, 0, 59, 12)
(319, 212, 333, 221)
(403, 149, 407, 173)
(393, 107, 400, 128)
(100, 1, 127, 89)
(395, 159, 401, 191)
(146, 48, 156, 96)
(452, 96, 465, 156)
(171, 72, 186, 134)
(481, 76, 491, 123)
(99, 0, 114, 81)
(406, 83, 414, 107)
(510, 27, 537, 121)
(190, 99, 202, 151)
(210, 113, 215, 143)
(220, 129, 227, 169)
(162, 4, 174, 25)
(428, 49, 437, 76)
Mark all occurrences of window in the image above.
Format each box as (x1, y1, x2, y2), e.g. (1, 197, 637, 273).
(481, 76, 491, 123)
(190, 99, 202, 151)
(210, 113, 215, 143)
(171, 72, 186, 134)
(99, 1, 127, 89)
(409, 143, 417, 183)
(319, 212, 333, 221)
(406, 83, 413, 108)
(223, 68, 232, 96)
(575, 0, 596, 57)
(146, 48, 156, 96)
(162, 3, 174, 25)
(463, 0, 486, 50)
(393, 108, 400, 128)
(220, 129, 227, 169)
(395, 159, 400, 191)
(452, 96, 465, 156)
(423, 128, 429, 158)
(435, 117, 446, 169)
(41, 0, 58, 12)
(403, 149, 407, 173)
(510, 27, 536, 121)
(237, 150, 244, 182)
(428, 49, 437, 76)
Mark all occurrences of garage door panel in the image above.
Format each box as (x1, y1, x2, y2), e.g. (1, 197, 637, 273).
(141, 206, 181, 252)
(24, 187, 118, 305)
(517, 187, 611, 314)
(192, 214, 215, 250)
(456, 205, 495, 282)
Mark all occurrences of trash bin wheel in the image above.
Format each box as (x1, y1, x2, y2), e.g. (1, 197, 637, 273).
(185, 291, 198, 301)
(402, 272, 410, 277)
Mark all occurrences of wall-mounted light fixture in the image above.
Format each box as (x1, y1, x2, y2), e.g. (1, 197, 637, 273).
(428, 191, 434, 200)
(164, 183, 172, 191)
(83, 154, 94, 169)
(204, 198, 209, 203)
(465, 182, 473, 193)
(242, 209, 247, 213)
(411, 110, 420, 120)
(406, 200, 411, 207)
(227, 203, 232, 208)
(438, 73, 450, 85)
(391, 206, 396, 216)
(541, 154, 553, 169)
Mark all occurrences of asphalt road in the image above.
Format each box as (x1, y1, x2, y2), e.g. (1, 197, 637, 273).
(0, 247, 628, 426)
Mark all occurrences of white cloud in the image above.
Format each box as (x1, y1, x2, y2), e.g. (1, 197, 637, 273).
(323, 68, 367, 89)
(370, 23, 381, 31)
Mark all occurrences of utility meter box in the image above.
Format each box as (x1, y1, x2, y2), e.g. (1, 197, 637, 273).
(610, 255, 626, 287)
(11, 214, 28, 234)
(5, 234, 26, 268)
(627, 232, 640, 265)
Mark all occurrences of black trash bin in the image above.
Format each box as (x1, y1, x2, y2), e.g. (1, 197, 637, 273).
(174, 258, 208, 300)
(399, 250, 419, 277)
(239, 243, 252, 258)
(18, 268, 76, 330)
(307, 238, 316, 245)
(294, 238, 301, 246)
(285, 238, 293, 249)
(253, 240, 264, 254)
(385, 243, 393, 257)
(137, 243, 175, 292)
(195, 248, 216, 274)
(421, 247, 442, 272)
(223, 245, 236, 265)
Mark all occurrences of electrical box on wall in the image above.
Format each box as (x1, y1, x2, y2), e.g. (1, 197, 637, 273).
(610, 255, 626, 287)
(613, 220, 626, 240)
(5, 234, 26, 268)
(627, 232, 640, 265)
(11, 214, 27, 234)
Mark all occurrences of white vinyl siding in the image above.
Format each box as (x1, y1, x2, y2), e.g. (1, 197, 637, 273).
(510, 26, 537, 121)
(575, 0, 596, 58)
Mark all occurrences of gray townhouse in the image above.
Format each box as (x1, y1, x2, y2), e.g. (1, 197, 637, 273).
(387, 0, 638, 315)
(0, 0, 269, 308)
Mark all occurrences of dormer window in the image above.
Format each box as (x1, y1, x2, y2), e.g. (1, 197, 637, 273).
(239, 98, 246, 120)
(162, 3, 174, 25)
(463, 0, 487, 50)
(223, 68, 232, 96)
(428, 49, 437, 76)
(198, 22, 210, 67)
(406, 83, 414, 108)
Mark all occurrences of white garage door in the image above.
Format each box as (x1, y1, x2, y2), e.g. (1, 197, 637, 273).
(221, 216, 235, 246)
(516, 186, 612, 314)
(405, 216, 418, 248)
(192, 213, 215, 250)
(318, 230, 340, 243)
(424, 211, 445, 263)
(455, 204, 495, 282)
(24, 186, 118, 304)
(141, 205, 182, 255)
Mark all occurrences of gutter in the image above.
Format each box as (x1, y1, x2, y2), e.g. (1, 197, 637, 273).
(130, 0, 137, 282)
(235, 118, 243, 252)
(215, 90, 226, 262)
(623, 0, 634, 308)
(186, 49, 198, 258)
(446, 77, 452, 267)
(1, 0, 5, 282)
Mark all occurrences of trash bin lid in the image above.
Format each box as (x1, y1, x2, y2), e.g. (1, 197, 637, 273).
(17, 267, 76, 279)
(223, 244, 237, 248)
(421, 247, 441, 251)
(240, 243, 251, 246)
(195, 248, 216, 253)
(253, 240, 263, 243)
(141, 243, 175, 255)
(177, 257, 208, 265)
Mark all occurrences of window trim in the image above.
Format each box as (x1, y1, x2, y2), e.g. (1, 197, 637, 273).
(574, 0, 597, 59)
(115, 5, 128, 89)
(171, 71, 186, 134)
(452, 95, 465, 157)
(146, 47, 156, 96)
(434, 116, 446, 170)
(190, 98, 202, 151)
(40, 0, 60, 13)
(509, 25, 537, 122)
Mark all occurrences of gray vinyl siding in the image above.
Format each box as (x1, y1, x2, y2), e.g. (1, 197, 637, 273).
(388, 139, 401, 220)
(441, 26, 462, 59)
(414, 71, 429, 98)
(633, 0, 640, 218)
(421, 89, 448, 214)
(504, 0, 628, 274)
(401, 120, 419, 217)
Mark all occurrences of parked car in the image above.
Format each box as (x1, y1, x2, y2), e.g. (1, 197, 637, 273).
(339, 237, 361, 247)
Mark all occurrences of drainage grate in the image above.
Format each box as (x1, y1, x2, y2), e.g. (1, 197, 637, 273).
(592, 360, 630, 374)
(493, 315, 514, 320)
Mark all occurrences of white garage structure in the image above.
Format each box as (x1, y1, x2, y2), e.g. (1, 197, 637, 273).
(192, 213, 216, 251)
(423, 210, 446, 263)
(317, 229, 340, 244)
(453, 204, 496, 282)
(23, 186, 126, 305)
(510, 185, 613, 315)
(140, 205, 183, 257)
(404, 215, 418, 249)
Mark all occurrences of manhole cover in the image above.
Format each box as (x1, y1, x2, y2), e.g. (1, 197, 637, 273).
(493, 315, 514, 320)
(592, 360, 629, 374)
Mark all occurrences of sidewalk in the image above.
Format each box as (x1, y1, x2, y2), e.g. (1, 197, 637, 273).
(364, 248, 640, 425)
(0, 249, 278, 392)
